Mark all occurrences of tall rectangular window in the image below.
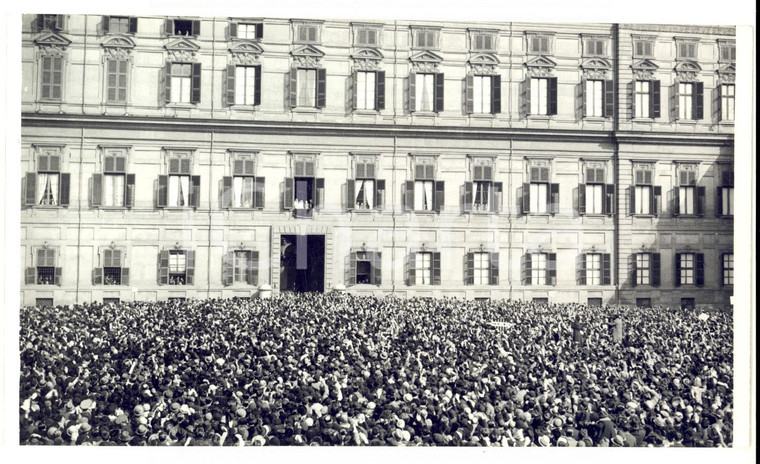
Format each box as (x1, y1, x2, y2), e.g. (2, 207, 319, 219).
(106, 59, 128, 103)
(104, 158, 126, 207)
(678, 253, 695, 285)
(678, 82, 694, 120)
(585, 80, 604, 117)
(472, 252, 490, 285)
(634, 81, 651, 118)
(40, 56, 63, 101)
(233, 250, 252, 283)
(415, 73, 436, 112)
(356, 71, 376, 110)
(297, 68, 317, 107)
(36, 249, 57, 285)
(170, 63, 192, 104)
(636, 253, 651, 286)
(169, 250, 187, 285)
(472, 165, 493, 212)
(103, 249, 123, 285)
(722, 253, 734, 285)
(36, 153, 60, 206)
(531, 253, 547, 285)
(584, 168, 605, 215)
(232, 159, 255, 208)
(677, 169, 697, 216)
(414, 164, 435, 211)
(108, 16, 130, 34)
(473, 75, 492, 114)
(720, 84, 735, 122)
(415, 252, 432, 285)
(353, 161, 377, 210)
(234, 66, 257, 105)
(158, 157, 200, 209)
(718, 170, 734, 217)
(585, 253, 602, 285)
(632, 168, 656, 215)
(530, 168, 549, 214)
(531, 77, 549, 115)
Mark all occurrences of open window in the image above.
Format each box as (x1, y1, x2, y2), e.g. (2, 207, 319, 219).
(283, 159, 324, 217)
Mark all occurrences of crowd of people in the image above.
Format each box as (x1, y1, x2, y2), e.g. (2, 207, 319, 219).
(19, 294, 733, 447)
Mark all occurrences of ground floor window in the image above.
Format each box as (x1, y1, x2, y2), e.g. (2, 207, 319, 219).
(636, 297, 652, 308)
(587, 297, 603, 308)
(680, 297, 695, 310)
(35, 298, 54, 308)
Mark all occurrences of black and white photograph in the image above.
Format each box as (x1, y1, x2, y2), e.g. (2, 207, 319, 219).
(1, 1, 755, 462)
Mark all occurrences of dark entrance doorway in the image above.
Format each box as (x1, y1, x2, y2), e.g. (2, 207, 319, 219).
(280, 235, 325, 292)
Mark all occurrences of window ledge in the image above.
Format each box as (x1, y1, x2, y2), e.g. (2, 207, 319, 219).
(632, 214, 657, 218)
(411, 210, 438, 215)
(292, 107, 321, 113)
(229, 207, 263, 211)
(412, 111, 438, 117)
(37, 99, 63, 104)
(98, 206, 129, 211)
(583, 116, 610, 122)
(468, 210, 497, 215)
(353, 109, 380, 115)
(31, 205, 65, 210)
(718, 120, 735, 125)
(676, 119, 698, 125)
(468, 113, 496, 119)
(105, 101, 129, 107)
(230, 104, 260, 111)
(527, 115, 553, 120)
(632, 117, 655, 122)
(350, 208, 380, 214)
(166, 103, 197, 109)
(163, 207, 197, 211)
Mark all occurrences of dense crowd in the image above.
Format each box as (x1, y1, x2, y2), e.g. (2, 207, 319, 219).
(19, 294, 733, 446)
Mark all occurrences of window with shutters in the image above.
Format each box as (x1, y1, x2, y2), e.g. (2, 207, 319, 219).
(39, 55, 63, 101)
(234, 66, 259, 105)
(354, 26, 380, 47)
(633, 39, 654, 59)
(718, 42, 736, 63)
(234, 23, 263, 40)
(35, 248, 57, 285)
(107, 16, 132, 34)
(465, 251, 498, 286)
(158, 155, 200, 209)
(471, 32, 496, 52)
(413, 29, 439, 49)
(349, 159, 384, 211)
(582, 167, 608, 215)
(465, 163, 501, 213)
(676, 41, 698, 60)
(678, 82, 694, 120)
(234, 251, 253, 283)
(28, 149, 69, 208)
(579, 252, 611, 285)
(407, 162, 444, 213)
(297, 68, 318, 107)
(631, 167, 660, 216)
(95, 150, 134, 208)
(295, 24, 320, 44)
(584, 38, 606, 57)
(529, 77, 557, 116)
(524, 252, 556, 286)
(722, 253, 733, 285)
(168, 250, 189, 285)
(523, 165, 558, 215)
(169, 63, 194, 104)
(720, 84, 735, 122)
(37, 14, 66, 31)
(633, 80, 661, 119)
(170, 19, 199, 37)
(678, 253, 696, 285)
(415, 73, 437, 112)
(106, 59, 129, 104)
(228, 158, 260, 209)
(473, 75, 492, 114)
(528, 35, 552, 55)
(676, 168, 700, 216)
(586, 254, 602, 285)
(356, 71, 377, 110)
(414, 252, 434, 285)
(718, 170, 734, 217)
(284, 157, 324, 218)
(635, 253, 651, 286)
(222, 249, 258, 286)
(94, 248, 128, 286)
(584, 80, 604, 117)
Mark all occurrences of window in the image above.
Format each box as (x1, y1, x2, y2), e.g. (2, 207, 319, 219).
(296, 24, 320, 43)
(717, 170, 734, 217)
(578, 253, 611, 285)
(680, 298, 696, 310)
(36, 298, 54, 308)
(405, 163, 444, 213)
(464, 164, 502, 213)
(167, 19, 200, 37)
(631, 252, 661, 287)
(93, 249, 130, 286)
(466, 75, 501, 115)
(103, 298, 121, 305)
(630, 168, 661, 216)
(167, 297, 186, 304)
(104, 16, 137, 34)
(166, 63, 200, 104)
(92, 151, 135, 208)
(25, 150, 70, 208)
(523, 252, 556, 286)
(414, 29, 439, 49)
(633, 40, 654, 58)
(587, 297, 603, 308)
(722, 253, 733, 286)
(584, 39, 606, 56)
(579, 167, 614, 216)
(528, 35, 552, 54)
(228, 65, 261, 106)
(159, 249, 195, 285)
(232, 22, 263, 40)
(354, 70, 385, 111)
(719, 43, 736, 62)
(532, 297, 549, 305)
(223, 250, 259, 286)
(522, 166, 559, 214)
(25, 248, 60, 286)
(37, 14, 65, 31)
(636, 297, 652, 308)
(407, 251, 441, 286)
(289, 68, 326, 109)
(222, 159, 265, 209)
(633, 80, 661, 118)
(676, 82, 704, 120)
(355, 27, 380, 46)
(410, 73, 444, 113)
(527, 77, 558, 116)
(347, 251, 382, 286)
(284, 159, 324, 217)
(465, 251, 499, 285)
(40, 55, 63, 101)
(674, 168, 705, 216)
(583, 80, 614, 118)
(675, 252, 704, 287)
(677, 42, 698, 60)
(719, 84, 735, 122)
(157, 157, 200, 209)
(106, 59, 129, 103)
(472, 33, 495, 51)
(347, 160, 385, 211)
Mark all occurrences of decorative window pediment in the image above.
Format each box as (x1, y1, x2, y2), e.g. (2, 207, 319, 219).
(34, 32, 71, 56)
(229, 42, 263, 65)
(291, 44, 325, 67)
(101, 36, 135, 60)
(674, 60, 702, 82)
(631, 59, 659, 79)
(524, 55, 556, 77)
(409, 50, 443, 73)
(468, 53, 499, 74)
(351, 47, 384, 71)
(580, 58, 612, 79)
(165, 38, 200, 62)
(716, 63, 736, 84)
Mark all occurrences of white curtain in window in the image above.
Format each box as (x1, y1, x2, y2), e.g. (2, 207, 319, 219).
(415, 180, 434, 211)
(531, 78, 548, 115)
(171, 76, 191, 104)
(635, 186, 651, 214)
(585, 80, 603, 117)
(36, 173, 59, 206)
(298, 69, 316, 107)
(679, 186, 694, 215)
(357, 71, 376, 110)
(416, 74, 435, 112)
(105, 174, 125, 207)
(474, 76, 491, 113)
(355, 179, 374, 209)
(235, 66, 256, 105)
(530, 183, 548, 213)
(586, 184, 603, 214)
(721, 84, 735, 121)
(233, 177, 254, 208)
(169, 253, 186, 273)
(474, 182, 490, 211)
(168, 175, 190, 207)
(415, 252, 431, 285)
(722, 187, 734, 215)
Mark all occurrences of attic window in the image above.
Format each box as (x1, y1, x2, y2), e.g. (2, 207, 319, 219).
(174, 20, 193, 36)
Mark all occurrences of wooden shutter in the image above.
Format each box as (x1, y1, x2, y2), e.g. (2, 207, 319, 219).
(696, 186, 706, 216)
(491, 75, 501, 114)
(347, 251, 357, 286)
(407, 252, 416, 286)
(525, 78, 532, 115)
(103, 248, 114, 268)
(375, 179, 385, 211)
(548, 77, 558, 115)
(316, 68, 327, 109)
(522, 253, 531, 285)
(91, 173, 103, 207)
(432, 252, 441, 285)
(434, 73, 445, 112)
(254, 177, 265, 209)
(693, 82, 704, 120)
(222, 176, 233, 208)
(578, 254, 587, 285)
(185, 250, 195, 285)
(493, 182, 503, 213)
(695, 253, 705, 287)
(674, 253, 682, 287)
(165, 18, 174, 36)
(163, 62, 173, 104)
(228, 22, 238, 39)
(465, 75, 474, 114)
(602, 253, 611, 285)
(604, 79, 615, 117)
(93, 267, 103, 285)
(464, 252, 474, 285)
(102, 16, 110, 34)
(578, 184, 586, 215)
(604, 184, 615, 215)
(489, 252, 499, 285)
(25, 173, 37, 206)
(253, 65, 262, 106)
(59, 173, 70, 207)
(372, 252, 382, 286)
(315, 178, 325, 209)
(652, 80, 661, 118)
(128, 17, 138, 34)
(630, 81, 636, 118)
(408, 72, 416, 112)
(190, 176, 201, 208)
(349, 70, 357, 111)
(159, 250, 169, 285)
(651, 253, 661, 287)
(190, 63, 202, 104)
(223, 251, 234, 286)
(629, 185, 636, 215)
(191, 20, 201, 36)
(405, 180, 415, 211)
(256, 23, 264, 39)
(653, 186, 662, 216)
(522, 183, 531, 214)
(248, 251, 259, 286)
(716, 187, 723, 216)
(54, 267, 62, 286)
(547, 253, 557, 285)
(673, 188, 680, 216)
(463, 182, 473, 212)
(434, 181, 445, 213)
(124, 174, 135, 208)
(346, 179, 355, 211)
(289, 68, 298, 108)
(157, 175, 168, 208)
(549, 183, 560, 214)
(629, 254, 637, 287)
(283, 177, 294, 210)
(372, 70, 385, 110)
(226, 65, 236, 105)
(26, 267, 37, 285)
(716, 84, 723, 122)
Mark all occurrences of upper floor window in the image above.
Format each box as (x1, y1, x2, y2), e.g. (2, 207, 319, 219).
(465, 75, 501, 115)
(676, 81, 704, 120)
(223, 249, 259, 286)
(347, 159, 385, 211)
(227, 64, 261, 106)
(405, 162, 444, 213)
(347, 250, 382, 286)
(465, 251, 499, 285)
(166, 18, 200, 37)
(407, 251, 441, 286)
(40, 55, 63, 101)
(353, 70, 385, 111)
(93, 248, 130, 286)
(36, 14, 66, 32)
(630, 252, 661, 287)
(527, 77, 558, 116)
(222, 157, 265, 210)
(106, 58, 129, 104)
(527, 34, 552, 55)
(410, 72, 444, 113)
(584, 38, 606, 57)
(413, 29, 439, 49)
(464, 164, 502, 213)
(523, 252, 557, 286)
(674, 167, 705, 216)
(103, 16, 137, 34)
(25, 247, 61, 286)
(165, 62, 201, 105)
(676, 41, 699, 60)
(633, 80, 661, 119)
(719, 42, 736, 62)
(721, 253, 734, 286)
(578, 253, 611, 285)
(717, 170, 734, 217)
(675, 252, 704, 287)
(159, 249, 195, 285)
(579, 167, 614, 216)
(295, 24, 320, 44)
(471, 32, 496, 52)
(719, 84, 735, 122)
(522, 165, 559, 215)
(633, 39, 655, 58)
(288, 67, 326, 109)
(583, 79, 614, 118)
(92, 149, 135, 208)
(354, 26, 380, 47)
(157, 156, 200, 209)
(231, 22, 263, 40)
(630, 167, 661, 216)
(25, 149, 70, 208)
(284, 158, 324, 217)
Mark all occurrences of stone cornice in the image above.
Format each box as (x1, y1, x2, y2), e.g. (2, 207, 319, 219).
(620, 24, 735, 36)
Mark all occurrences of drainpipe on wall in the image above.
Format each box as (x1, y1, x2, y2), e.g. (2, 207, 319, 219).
(75, 15, 89, 303)
(612, 23, 621, 304)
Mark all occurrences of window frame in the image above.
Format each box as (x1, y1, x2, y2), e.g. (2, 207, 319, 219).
(412, 28, 440, 50)
(583, 38, 607, 57)
(348, 159, 385, 212)
(719, 83, 735, 122)
(104, 16, 136, 35)
(105, 57, 130, 105)
(159, 249, 195, 286)
(632, 38, 655, 59)
(721, 253, 734, 286)
(39, 55, 64, 102)
(231, 21, 264, 41)
(470, 31, 497, 52)
(354, 25, 382, 47)
(676, 40, 699, 60)
(523, 252, 557, 286)
(347, 250, 382, 286)
(294, 23, 321, 44)
(527, 33, 553, 55)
